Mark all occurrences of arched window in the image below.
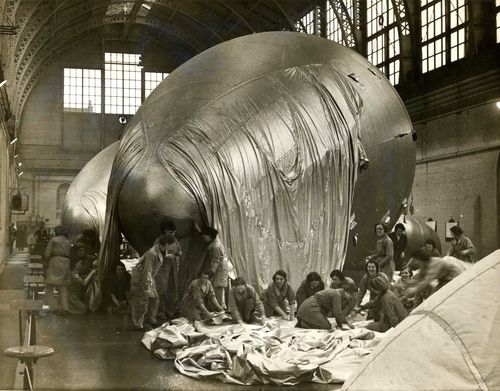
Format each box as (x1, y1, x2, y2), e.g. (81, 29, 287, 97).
(56, 183, 70, 219)
(295, 1, 358, 50)
(366, 0, 408, 85)
(421, 0, 468, 73)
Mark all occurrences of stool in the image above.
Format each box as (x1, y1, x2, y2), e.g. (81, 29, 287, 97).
(11, 299, 44, 346)
(29, 254, 43, 262)
(23, 275, 45, 300)
(4, 345, 55, 390)
(27, 263, 44, 276)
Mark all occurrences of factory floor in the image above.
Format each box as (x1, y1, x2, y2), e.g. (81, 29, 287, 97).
(0, 251, 340, 391)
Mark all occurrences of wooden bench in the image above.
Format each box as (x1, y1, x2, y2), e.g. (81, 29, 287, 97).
(4, 345, 55, 390)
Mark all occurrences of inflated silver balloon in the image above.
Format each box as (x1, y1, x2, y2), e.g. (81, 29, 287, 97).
(61, 141, 119, 239)
(93, 32, 415, 291)
(401, 215, 442, 263)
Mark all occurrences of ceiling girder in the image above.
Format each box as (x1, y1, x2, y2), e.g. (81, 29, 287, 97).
(15, 23, 199, 118)
(4, 0, 312, 124)
(328, 0, 359, 50)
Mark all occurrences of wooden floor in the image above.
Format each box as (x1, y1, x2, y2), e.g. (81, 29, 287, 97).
(0, 250, 340, 391)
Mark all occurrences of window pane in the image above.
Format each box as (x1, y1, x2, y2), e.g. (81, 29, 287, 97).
(497, 12, 500, 43)
(64, 68, 101, 112)
(145, 72, 168, 98)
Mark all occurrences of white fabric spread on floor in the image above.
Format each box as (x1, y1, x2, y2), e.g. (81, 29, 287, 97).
(141, 318, 384, 385)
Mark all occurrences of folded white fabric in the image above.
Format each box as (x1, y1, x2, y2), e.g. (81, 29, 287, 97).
(143, 317, 384, 385)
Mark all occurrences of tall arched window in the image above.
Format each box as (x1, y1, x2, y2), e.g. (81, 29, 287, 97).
(421, 0, 468, 73)
(326, 0, 357, 47)
(366, 0, 407, 85)
(295, 7, 319, 34)
(56, 183, 70, 220)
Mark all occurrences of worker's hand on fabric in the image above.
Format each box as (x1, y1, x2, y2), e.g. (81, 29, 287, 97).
(346, 320, 355, 329)
(281, 314, 289, 321)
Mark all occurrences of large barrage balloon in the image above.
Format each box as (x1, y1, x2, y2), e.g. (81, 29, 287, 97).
(401, 215, 442, 264)
(97, 32, 415, 291)
(61, 141, 119, 239)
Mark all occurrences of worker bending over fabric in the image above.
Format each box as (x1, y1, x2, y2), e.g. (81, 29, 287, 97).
(365, 275, 408, 332)
(179, 270, 224, 322)
(295, 278, 357, 330)
(296, 272, 325, 309)
(405, 249, 467, 299)
(260, 270, 296, 321)
(228, 277, 266, 324)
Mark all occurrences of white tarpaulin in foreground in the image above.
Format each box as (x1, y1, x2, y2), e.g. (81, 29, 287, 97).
(343, 250, 500, 391)
(142, 319, 384, 386)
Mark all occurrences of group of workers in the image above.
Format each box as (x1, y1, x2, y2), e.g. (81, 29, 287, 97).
(38, 216, 477, 334)
(41, 226, 102, 314)
(128, 220, 477, 333)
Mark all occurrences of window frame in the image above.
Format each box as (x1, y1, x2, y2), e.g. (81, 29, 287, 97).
(63, 67, 102, 113)
(104, 52, 142, 115)
(420, 0, 468, 74)
(366, 0, 402, 85)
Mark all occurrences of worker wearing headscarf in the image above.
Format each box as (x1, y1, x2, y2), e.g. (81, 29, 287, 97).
(296, 277, 357, 330)
(366, 275, 408, 332)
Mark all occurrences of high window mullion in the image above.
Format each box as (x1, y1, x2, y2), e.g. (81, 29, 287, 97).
(366, 0, 401, 85)
(63, 67, 101, 113)
(421, 0, 468, 74)
(104, 52, 141, 115)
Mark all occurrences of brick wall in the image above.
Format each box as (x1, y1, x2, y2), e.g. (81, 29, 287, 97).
(412, 102, 500, 259)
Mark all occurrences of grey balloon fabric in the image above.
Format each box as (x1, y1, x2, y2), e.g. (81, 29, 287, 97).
(98, 32, 416, 291)
(342, 250, 500, 391)
(61, 141, 119, 239)
(400, 215, 442, 264)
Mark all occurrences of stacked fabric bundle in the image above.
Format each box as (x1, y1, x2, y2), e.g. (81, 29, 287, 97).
(142, 319, 383, 385)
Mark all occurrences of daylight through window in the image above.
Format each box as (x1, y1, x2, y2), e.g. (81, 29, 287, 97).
(145, 72, 169, 99)
(63, 68, 101, 113)
(421, 0, 468, 73)
(366, 0, 401, 85)
(104, 53, 142, 115)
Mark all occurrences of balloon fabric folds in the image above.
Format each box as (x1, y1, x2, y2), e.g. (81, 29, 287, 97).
(96, 32, 415, 291)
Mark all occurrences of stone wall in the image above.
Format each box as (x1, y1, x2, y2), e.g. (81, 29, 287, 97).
(411, 102, 500, 259)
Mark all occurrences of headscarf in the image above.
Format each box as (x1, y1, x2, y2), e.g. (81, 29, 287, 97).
(371, 275, 390, 292)
(343, 277, 358, 294)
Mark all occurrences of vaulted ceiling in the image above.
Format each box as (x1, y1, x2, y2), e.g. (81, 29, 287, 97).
(0, 0, 313, 125)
